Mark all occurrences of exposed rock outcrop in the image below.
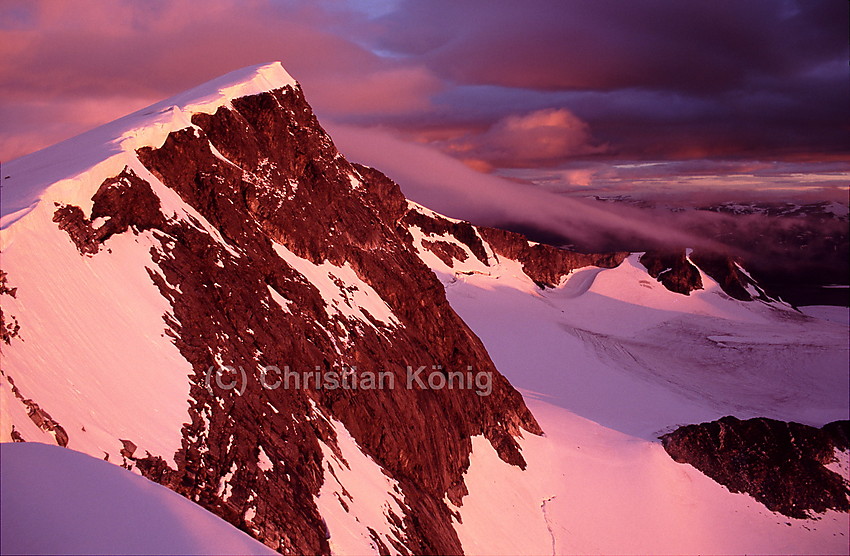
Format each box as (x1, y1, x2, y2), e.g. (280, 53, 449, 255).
(639, 248, 777, 301)
(690, 252, 771, 302)
(661, 416, 850, 518)
(402, 210, 490, 266)
(477, 227, 628, 288)
(639, 250, 703, 295)
(3, 375, 69, 447)
(0, 270, 19, 346)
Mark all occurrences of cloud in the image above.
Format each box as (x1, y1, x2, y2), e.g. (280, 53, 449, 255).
(326, 123, 849, 299)
(365, 0, 850, 164)
(0, 94, 160, 161)
(1, 0, 844, 291)
(324, 122, 721, 252)
(305, 66, 443, 116)
(375, 0, 846, 94)
(497, 159, 850, 205)
(440, 108, 605, 169)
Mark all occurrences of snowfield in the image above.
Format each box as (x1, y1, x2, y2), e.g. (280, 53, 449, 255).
(431, 245, 849, 555)
(443, 253, 848, 438)
(453, 406, 849, 556)
(0, 198, 195, 465)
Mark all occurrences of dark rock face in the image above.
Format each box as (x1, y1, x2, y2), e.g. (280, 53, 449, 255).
(2, 375, 69, 447)
(477, 227, 628, 288)
(51, 83, 546, 554)
(400, 208, 629, 287)
(422, 239, 469, 268)
(0, 270, 19, 346)
(50, 169, 164, 256)
(90, 170, 165, 241)
(639, 248, 778, 301)
(402, 210, 490, 266)
(52, 204, 101, 255)
(10, 425, 25, 442)
(639, 250, 703, 295)
(661, 417, 850, 518)
(689, 252, 771, 302)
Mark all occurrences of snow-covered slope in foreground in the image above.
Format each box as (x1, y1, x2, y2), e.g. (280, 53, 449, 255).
(416, 233, 850, 554)
(0, 442, 276, 556)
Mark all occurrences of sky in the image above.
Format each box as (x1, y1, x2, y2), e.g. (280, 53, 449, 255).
(1, 0, 848, 207)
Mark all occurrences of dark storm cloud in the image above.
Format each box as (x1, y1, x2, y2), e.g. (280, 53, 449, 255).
(1, 0, 845, 299)
(361, 0, 849, 165)
(374, 0, 845, 94)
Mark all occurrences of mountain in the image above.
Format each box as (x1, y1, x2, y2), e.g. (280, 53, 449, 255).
(1, 62, 848, 555)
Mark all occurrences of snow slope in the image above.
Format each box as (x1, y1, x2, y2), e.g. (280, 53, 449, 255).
(0, 193, 195, 464)
(0, 64, 299, 462)
(421, 236, 850, 554)
(451, 406, 849, 556)
(0, 68, 300, 460)
(441, 253, 848, 438)
(800, 305, 850, 326)
(0, 442, 276, 556)
(314, 410, 409, 555)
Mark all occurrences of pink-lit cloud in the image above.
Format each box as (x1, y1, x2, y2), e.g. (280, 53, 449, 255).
(440, 108, 606, 170)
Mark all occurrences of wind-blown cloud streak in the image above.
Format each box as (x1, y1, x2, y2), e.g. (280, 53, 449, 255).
(326, 122, 726, 252)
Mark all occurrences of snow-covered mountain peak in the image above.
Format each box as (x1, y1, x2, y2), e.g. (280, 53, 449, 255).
(1, 64, 545, 554)
(116, 61, 297, 150)
(1, 62, 296, 228)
